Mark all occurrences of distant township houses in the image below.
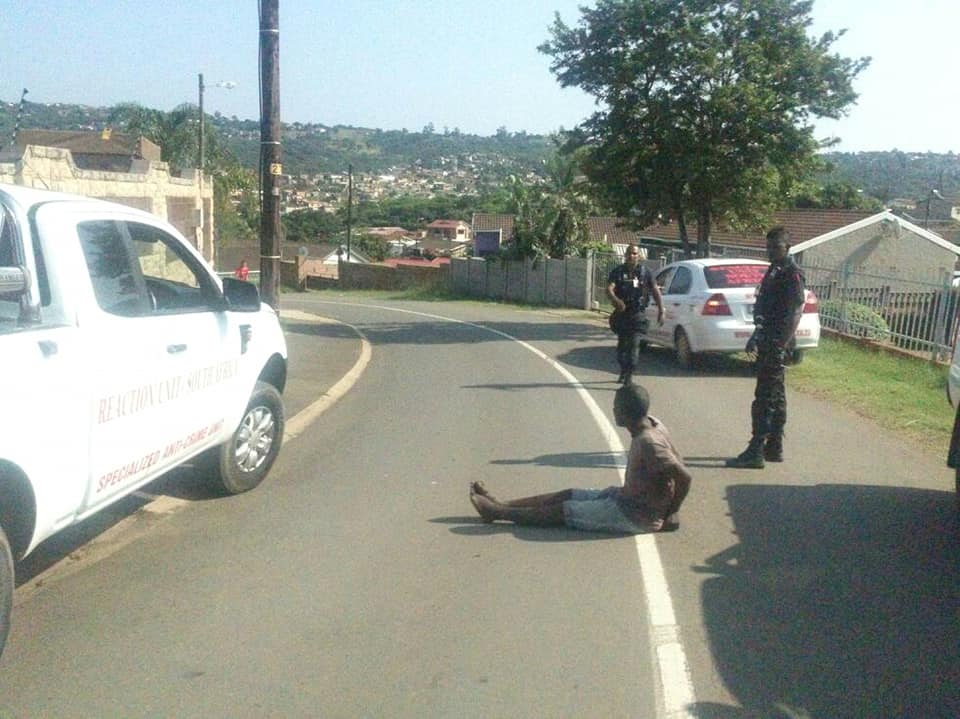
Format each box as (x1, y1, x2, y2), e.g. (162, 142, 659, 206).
(5, 128, 960, 278)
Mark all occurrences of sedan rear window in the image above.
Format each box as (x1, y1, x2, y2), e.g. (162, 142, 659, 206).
(703, 264, 767, 289)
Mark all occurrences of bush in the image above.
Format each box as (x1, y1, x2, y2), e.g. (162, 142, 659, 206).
(818, 299, 890, 341)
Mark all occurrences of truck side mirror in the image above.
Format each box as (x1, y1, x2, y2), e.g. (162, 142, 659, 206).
(0, 266, 28, 296)
(222, 276, 262, 312)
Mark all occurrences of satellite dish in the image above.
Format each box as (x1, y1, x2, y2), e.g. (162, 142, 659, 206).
(298, 246, 309, 257)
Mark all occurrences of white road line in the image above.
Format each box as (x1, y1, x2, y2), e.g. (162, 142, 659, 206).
(303, 300, 698, 719)
(14, 495, 190, 607)
(279, 310, 372, 442)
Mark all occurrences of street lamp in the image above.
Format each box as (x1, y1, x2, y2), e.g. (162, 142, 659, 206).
(198, 73, 236, 171)
(196, 73, 235, 262)
(924, 188, 945, 229)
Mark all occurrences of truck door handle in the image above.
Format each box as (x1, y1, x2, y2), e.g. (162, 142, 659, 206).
(166, 344, 188, 354)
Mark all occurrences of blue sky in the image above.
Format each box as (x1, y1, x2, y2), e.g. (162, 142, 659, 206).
(4, 1, 958, 152)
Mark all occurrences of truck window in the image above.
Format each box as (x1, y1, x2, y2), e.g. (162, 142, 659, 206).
(78, 221, 152, 317)
(127, 222, 217, 313)
(79, 221, 217, 317)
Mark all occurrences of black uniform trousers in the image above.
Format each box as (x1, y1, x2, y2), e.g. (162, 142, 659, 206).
(751, 340, 787, 437)
(615, 313, 648, 375)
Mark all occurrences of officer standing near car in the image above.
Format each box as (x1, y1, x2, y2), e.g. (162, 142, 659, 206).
(726, 226, 806, 468)
(606, 244, 664, 384)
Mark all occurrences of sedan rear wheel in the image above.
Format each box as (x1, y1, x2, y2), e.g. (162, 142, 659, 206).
(675, 328, 696, 369)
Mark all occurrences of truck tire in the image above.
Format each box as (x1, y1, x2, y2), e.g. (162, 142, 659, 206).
(0, 525, 13, 658)
(211, 381, 285, 495)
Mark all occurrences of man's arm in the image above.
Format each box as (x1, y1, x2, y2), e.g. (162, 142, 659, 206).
(607, 282, 626, 312)
(782, 269, 806, 344)
(663, 463, 692, 517)
(646, 272, 664, 325)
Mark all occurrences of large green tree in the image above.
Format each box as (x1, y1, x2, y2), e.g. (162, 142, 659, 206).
(540, 0, 870, 257)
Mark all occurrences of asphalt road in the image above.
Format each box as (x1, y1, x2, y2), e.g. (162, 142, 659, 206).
(0, 294, 957, 719)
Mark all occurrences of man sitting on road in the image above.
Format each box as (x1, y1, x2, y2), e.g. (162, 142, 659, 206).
(469, 383, 691, 534)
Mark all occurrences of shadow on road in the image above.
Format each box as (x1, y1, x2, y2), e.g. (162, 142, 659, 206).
(489, 451, 623, 470)
(434, 516, 632, 542)
(14, 464, 223, 588)
(690, 483, 960, 719)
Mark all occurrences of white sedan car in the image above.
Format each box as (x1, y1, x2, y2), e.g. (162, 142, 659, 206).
(641, 258, 820, 368)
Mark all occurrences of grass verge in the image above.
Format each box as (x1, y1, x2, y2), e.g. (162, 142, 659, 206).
(787, 336, 953, 455)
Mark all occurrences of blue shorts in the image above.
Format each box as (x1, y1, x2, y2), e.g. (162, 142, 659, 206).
(562, 487, 657, 534)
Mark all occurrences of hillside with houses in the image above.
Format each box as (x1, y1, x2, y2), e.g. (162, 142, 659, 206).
(3, 98, 960, 267)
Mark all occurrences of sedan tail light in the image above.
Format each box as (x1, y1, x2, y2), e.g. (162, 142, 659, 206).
(803, 290, 818, 314)
(702, 293, 732, 316)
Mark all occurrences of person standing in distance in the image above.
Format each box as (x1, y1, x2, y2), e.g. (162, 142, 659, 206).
(606, 244, 664, 384)
(234, 258, 250, 281)
(726, 226, 806, 469)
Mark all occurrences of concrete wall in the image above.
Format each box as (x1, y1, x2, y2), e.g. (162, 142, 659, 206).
(0, 145, 214, 263)
(448, 255, 594, 309)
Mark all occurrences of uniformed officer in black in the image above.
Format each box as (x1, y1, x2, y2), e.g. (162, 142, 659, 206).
(606, 244, 664, 384)
(726, 226, 806, 468)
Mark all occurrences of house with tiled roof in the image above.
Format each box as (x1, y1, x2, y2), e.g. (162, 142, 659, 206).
(586, 217, 647, 246)
(630, 209, 877, 257)
(425, 219, 470, 242)
(471, 213, 514, 256)
(1, 129, 213, 262)
(633, 208, 960, 280)
(789, 210, 960, 282)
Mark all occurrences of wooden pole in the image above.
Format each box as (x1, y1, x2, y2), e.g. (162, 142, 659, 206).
(259, 0, 281, 309)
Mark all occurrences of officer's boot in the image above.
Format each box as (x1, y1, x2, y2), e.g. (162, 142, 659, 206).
(763, 434, 784, 462)
(725, 436, 766, 469)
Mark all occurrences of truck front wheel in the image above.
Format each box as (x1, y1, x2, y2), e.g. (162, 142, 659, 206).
(0, 525, 13, 658)
(210, 382, 285, 495)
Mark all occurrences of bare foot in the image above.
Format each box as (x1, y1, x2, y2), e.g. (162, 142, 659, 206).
(470, 481, 499, 503)
(469, 491, 498, 523)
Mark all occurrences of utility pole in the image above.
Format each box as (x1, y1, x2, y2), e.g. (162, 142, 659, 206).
(198, 73, 205, 171)
(197, 73, 206, 260)
(8, 88, 28, 150)
(346, 163, 353, 264)
(259, 0, 281, 309)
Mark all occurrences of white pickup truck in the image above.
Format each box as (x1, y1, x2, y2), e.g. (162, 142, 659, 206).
(0, 184, 288, 656)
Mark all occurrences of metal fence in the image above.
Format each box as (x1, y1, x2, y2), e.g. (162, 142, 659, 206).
(802, 262, 958, 361)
